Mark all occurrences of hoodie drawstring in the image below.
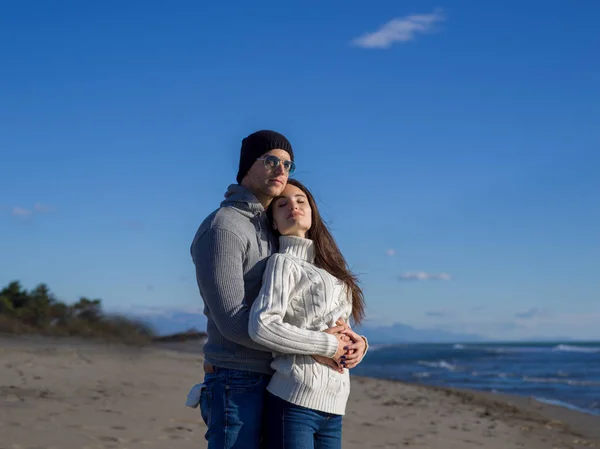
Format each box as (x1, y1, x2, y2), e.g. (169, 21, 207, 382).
(255, 212, 263, 256)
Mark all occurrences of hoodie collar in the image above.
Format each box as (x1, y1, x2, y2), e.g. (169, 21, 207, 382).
(221, 184, 265, 217)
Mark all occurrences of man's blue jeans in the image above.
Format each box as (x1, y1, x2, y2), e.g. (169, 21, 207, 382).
(263, 392, 343, 449)
(199, 367, 271, 449)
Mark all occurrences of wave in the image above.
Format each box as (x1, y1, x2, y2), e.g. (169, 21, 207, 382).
(523, 377, 600, 387)
(533, 397, 599, 416)
(452, 344, 465, 350)
(471, 371, 513, 378)
(470, 344, 600, 355)
(552, 344, 600, 353)
(484, 346, 549, 354)
(418, 360, 457, 371)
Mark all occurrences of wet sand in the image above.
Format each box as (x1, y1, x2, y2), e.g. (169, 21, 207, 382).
(1, 335, 598, 448)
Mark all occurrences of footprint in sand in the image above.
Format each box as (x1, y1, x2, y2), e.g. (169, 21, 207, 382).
(164, 426, 194, 433)
(463, 439, 484, 446)
(100, 408, 122, 414)
(98, 436, 119, 444)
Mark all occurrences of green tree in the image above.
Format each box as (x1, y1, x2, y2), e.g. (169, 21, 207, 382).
(72, 297, 102, 323)
(0, 281, 28, 309)
(0, 296, 15, 315)
(19, 283, 54, 328)
(49, 301, 71, 326)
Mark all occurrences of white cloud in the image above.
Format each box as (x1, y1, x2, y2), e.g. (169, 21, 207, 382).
(399, 271, 452, 281)
(514, 308, 552, 320)
(425, 309, 452, 318)
(351, 9, 445, 49)
(10, 203, 53, 217)
(33, 203, 53, 213)
(385, 248, 396, 257)
(11, 207, 32, 217)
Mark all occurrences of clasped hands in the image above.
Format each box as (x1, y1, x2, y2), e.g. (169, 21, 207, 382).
(311, 319, 366, 373)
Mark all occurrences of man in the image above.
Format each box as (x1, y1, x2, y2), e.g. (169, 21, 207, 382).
(189, 130, 364, 449)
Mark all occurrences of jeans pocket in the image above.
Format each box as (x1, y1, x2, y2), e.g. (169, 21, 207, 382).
(226, 370, 266, 393)
(199, 384, 211, 426)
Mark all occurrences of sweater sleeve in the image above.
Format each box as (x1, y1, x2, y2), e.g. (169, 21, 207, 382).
(191, 227, 267, 351)
(249, 254, 339, 358)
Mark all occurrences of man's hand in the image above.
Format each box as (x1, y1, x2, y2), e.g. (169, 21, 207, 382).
(322, 324, 346, 336)
(311, 354, 344, 373)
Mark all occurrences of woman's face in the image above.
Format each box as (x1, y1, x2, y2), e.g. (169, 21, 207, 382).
(272, 184, 312, 238)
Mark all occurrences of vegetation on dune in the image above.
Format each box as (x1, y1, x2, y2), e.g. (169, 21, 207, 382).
(0, 280, 156, 344)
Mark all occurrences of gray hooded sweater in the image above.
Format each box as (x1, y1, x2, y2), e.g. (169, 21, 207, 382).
(190, 184, 277, 374)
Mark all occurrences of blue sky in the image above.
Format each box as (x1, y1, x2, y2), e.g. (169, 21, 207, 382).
(2, 1, 599, 340)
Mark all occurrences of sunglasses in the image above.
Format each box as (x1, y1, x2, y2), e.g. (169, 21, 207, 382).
(256, 155, 296, 175)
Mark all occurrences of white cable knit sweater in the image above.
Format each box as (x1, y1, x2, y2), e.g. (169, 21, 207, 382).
(249, 235, 353, 415)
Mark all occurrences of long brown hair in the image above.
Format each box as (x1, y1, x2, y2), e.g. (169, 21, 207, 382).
(267, 178, 366, 324)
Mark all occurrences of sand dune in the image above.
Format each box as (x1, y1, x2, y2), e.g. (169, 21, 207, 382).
(1, 335, 598, 448)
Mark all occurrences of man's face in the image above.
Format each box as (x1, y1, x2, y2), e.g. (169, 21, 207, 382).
(241, 149, 293, 201)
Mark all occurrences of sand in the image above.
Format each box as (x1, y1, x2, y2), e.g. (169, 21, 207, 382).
(1, 335, 598, 449)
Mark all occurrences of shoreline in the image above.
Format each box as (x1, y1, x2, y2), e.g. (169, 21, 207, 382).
(344, 375, 600, 443)
(1, 335, 599, 448)
(421, 382, 600, 440)
(361, 372, 600, 418)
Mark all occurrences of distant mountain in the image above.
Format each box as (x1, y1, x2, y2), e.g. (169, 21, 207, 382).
(133, 311, 207, 336)
(132, 309, 485, 343)
(520, 336, 576, 342)
(356, 322, 485, 344)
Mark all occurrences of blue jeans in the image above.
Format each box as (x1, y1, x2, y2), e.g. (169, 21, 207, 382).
(199, 367, 271, 449)
(263, 392, 342, 449)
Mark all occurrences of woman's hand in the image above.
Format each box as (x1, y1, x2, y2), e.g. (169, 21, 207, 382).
(322, 325, 351, 363)
(332, 333, 349, 362)
(339, 327, 368, 369)
(310, 323, 351, 372)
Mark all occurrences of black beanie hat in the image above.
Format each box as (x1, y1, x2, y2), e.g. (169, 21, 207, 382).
(236, 130, 294, 184)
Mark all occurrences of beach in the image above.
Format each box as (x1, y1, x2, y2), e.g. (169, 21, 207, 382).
(1, 336, 599, 449)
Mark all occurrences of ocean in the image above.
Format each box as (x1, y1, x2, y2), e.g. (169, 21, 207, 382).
(352, 342, 600, 416)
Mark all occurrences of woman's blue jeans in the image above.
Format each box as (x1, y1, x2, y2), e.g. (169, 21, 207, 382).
(263, 392, 342, 449)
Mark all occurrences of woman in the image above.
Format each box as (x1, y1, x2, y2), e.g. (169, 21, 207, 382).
(249, 178, 368, 449)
